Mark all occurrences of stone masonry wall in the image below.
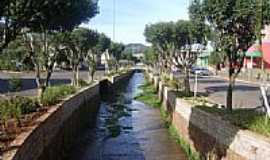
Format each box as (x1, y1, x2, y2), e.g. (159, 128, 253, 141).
(149, 74, 270, 160)
(2, 71, 133, 160)
(3, 84, 100, 160)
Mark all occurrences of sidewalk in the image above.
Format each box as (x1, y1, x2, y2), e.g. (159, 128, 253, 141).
(215, 69, 270, 86)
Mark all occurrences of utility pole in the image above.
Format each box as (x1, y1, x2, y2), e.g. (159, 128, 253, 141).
(113, 0, 116, 41)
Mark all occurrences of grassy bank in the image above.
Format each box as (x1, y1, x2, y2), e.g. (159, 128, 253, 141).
(135, 80, 201, 160)
(181, 96, 270, 137)
(195, 105, 270, 137)
(135, 82, 161, 108)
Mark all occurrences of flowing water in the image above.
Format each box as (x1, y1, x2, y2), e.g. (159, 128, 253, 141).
(68, 72, 187, 160)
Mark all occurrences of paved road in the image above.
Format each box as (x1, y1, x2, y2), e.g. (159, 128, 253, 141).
(0, 70, 105, 97)
(189, 75, 262, 109)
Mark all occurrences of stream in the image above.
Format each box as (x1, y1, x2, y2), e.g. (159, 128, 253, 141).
(68, 72, 187, 160)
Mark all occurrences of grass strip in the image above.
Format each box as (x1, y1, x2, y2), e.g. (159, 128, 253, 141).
(135, 80, 201, 160)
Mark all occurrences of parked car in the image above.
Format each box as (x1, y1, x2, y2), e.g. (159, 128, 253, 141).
(191, 67, 213, 76)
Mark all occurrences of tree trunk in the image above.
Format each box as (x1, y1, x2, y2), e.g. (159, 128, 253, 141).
(226, 60, 235, 111)
(45, 69, 52, 88)
(226, 76, 234, 111)
(88, 67, 92, 83)
(88, 67, 95, 83)
(34, 62, 44, 98)
(91, 70, 95, 82)
(184, 67, 191, 95)
(76, 65, 80, 86)
(72, 66, 77, 86)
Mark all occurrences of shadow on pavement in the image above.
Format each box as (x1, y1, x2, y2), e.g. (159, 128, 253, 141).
(206, 85, 258, 94)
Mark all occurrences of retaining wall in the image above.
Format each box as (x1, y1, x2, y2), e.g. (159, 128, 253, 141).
(149, 75, 270, 160)
(2, 71, 133, 160)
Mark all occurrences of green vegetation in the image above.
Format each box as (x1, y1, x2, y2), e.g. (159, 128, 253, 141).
(0, 97, 40, 126)
(182, 95, 270, 137)
(135, 82, 161, 108)
(169, 125, 201, 160)
(8, 76, 22, 92)
(78, 79, 89, 87)
(143, 0, 270, 111)
(196, 105, 270, 137)
(136, 80, 201, 160)
(144, 19, 209, 94)
(40, 85, 76, 106)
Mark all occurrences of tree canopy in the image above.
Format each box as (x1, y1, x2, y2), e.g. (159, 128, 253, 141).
(0, 0, 99, 51)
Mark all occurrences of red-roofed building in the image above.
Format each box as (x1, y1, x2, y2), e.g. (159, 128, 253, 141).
(262, 25, 270, 68)
(244, 25, 270, 69)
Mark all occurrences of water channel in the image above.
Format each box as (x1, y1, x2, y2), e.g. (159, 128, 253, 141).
(68, 72, 187, 160)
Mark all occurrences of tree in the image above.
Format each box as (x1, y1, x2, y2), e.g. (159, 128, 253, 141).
(109, 42, 125, 71)
(63, 28, 92, 86)
(144, 22, 175, 74)
(144, 20, 207, 94)
(11, 0, 99, 96)
(143, 47, 158, 67)
(171, 20, 207, 94)
(85, 30, 100, 82)
(94, 33, 111, 72)
(22, 32, 69, 96)
(0, 0, 99, 52)
(202, 0, 259, 110)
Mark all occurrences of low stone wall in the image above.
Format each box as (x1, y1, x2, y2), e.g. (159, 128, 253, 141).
(2, 71, 133, 160)
(149, 74, 270, 160)
(3, 84, 100, 160)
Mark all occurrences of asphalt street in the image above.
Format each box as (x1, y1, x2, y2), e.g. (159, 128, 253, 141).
(0, 70, 105, 97)
(189, 75, 262, 109)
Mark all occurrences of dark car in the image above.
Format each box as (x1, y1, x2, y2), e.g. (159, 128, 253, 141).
(191, 67, 213, 76)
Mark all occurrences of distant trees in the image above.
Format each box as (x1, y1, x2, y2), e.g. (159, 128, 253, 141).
(144, 22, 175, 74)
(143, 47, 158, 67)
(109, 42, 125, 71)
(88, 33, 111, 82)
(144, 20, 208, 93)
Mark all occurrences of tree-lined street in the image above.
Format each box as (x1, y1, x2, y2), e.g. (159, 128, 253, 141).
(190, 75, 261, 109)
(0, 70, 106, 97)
(1, 0, 270, 159)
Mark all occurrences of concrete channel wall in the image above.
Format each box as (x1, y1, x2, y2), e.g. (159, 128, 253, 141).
(148, 74, 270, 160)
(3, 71, 133, 160)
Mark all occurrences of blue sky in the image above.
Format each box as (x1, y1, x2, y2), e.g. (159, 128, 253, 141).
(81, 0, 190, 45)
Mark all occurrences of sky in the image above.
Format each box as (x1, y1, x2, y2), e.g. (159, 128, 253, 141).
(81, 0, 190, 45)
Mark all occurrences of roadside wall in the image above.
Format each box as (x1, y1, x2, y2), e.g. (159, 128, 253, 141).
(149, 75, 270, 160)
(2, 71, 133, 160)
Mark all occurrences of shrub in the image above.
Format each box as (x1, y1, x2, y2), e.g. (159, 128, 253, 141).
(161, 74, 170, 83)
(0, 97, 40, 125)
(78, 79, 89, 87)
(9, 97, 40, 114)
(41, 85, 76, 106)
(168, 79, 181, 91)
(8, 76, 22, 92)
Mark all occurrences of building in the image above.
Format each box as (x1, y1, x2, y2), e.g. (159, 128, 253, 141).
(124, 43, 147, 54)
(195, 41, 214, 67)
(244, 43, 262, 69)
(262, 25, 270, 68)
(244, 25, 270, 69)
